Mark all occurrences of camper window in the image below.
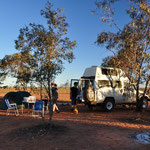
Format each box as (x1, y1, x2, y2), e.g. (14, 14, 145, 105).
(112, 81, 122, 88)
(102, 69, 118, 76)
(98, 80, 122, 88)
(98, 80, 110, 88)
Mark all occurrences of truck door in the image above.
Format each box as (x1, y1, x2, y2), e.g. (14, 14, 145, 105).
(111, 80, 125, 103)
(123, 82, 136, 103)
(70, 79, 79, 88)
(70, 79, 82, 102)
(70, 79, 80, 96)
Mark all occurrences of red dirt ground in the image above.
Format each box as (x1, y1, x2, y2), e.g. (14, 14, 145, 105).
(0, 100, 150, 150)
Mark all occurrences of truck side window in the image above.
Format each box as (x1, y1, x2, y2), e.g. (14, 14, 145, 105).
(124, 82, 134, 91)
(98, 80, 121, 88)
(112, 81, 122, 88)
(98, 80, 110, 88)
(124, 82, 130, 90)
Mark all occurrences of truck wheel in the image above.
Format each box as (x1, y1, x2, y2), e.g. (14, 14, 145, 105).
(141, 97, 148, 109)
(103, 99, 115, 112)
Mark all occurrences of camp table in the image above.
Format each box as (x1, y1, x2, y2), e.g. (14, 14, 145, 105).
(22, 96, 36, 114)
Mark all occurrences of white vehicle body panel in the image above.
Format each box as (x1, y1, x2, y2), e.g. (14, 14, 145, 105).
(79, 66, 138, 105)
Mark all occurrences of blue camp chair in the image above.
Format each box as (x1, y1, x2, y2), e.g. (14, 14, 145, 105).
(5, 99, 19, 116)
(32, 101, 44, 117)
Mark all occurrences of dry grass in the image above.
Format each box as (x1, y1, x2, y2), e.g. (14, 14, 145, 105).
(0, 87, 70, 102)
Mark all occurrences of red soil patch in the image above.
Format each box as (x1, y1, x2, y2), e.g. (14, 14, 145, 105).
(0, 102, 150, 150)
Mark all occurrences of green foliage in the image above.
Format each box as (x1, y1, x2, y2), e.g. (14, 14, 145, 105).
(0, 52, 34, 90)
(0, 1, 76, 102)
(95, 0, 150, 108)
(0, 1, 76, 121)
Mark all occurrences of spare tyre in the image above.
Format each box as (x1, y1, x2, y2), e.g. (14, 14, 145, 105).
(86, 86, 95, 102)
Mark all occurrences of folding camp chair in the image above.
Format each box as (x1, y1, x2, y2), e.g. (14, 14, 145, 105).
(5, 99, 19, 116)
(32, 101, 44, 117)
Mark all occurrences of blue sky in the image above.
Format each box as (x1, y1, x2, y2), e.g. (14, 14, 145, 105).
(0, 0, 130, 86)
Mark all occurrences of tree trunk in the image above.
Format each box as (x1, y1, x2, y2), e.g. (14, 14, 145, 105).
(136, 86, 141, 111)
(143, 77, 150, 97)
(47, 79, 53, 123)
(48, 98, 53, 123)
(136, 68, 142, 111)
(40, 83, 43, 100)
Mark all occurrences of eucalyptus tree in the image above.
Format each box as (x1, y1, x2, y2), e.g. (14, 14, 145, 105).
(0, 59, 7, 85)
(15, 1, 76, 120)
(0, 59, 7, 86)
(0, 52, 34, 90)
(94, 0, 150, 110)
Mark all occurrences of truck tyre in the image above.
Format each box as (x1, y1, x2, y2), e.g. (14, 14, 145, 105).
(141, 97, 148, 110)
(86, 86, 95, 102)
(103, 98, 115, 112)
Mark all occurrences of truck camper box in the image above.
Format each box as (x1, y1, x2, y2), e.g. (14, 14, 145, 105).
(71, 66, 149, 112)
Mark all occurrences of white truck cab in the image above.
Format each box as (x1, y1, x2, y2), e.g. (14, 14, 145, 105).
(71, 66, 149, 111)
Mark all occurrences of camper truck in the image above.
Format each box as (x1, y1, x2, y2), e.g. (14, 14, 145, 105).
(71, 66, 149, 111)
